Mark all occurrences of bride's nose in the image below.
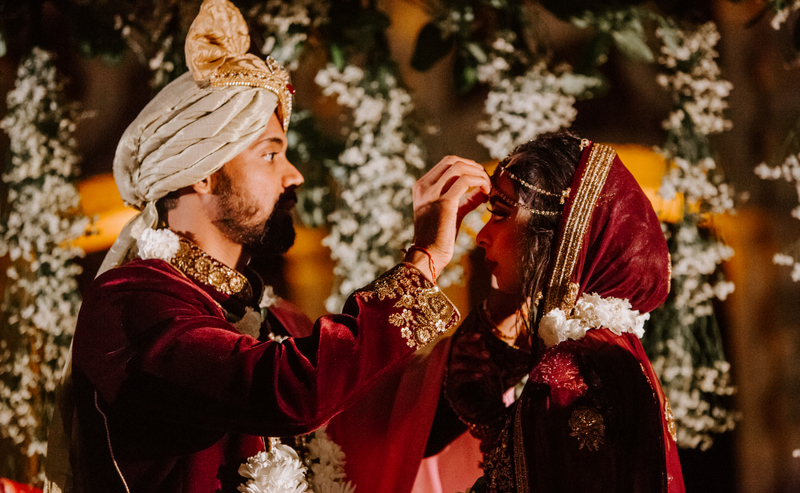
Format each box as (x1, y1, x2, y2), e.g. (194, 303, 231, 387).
(476, 225, 490, 249)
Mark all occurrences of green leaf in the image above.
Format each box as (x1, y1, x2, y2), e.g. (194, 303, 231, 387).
(454, 55, 478, 94)
(612, 28, 654, 63)
(330, 43, 345, 71)
(411, 22, 454, 72)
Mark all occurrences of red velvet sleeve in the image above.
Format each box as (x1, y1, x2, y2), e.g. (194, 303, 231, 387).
(72, 261, 459, 438)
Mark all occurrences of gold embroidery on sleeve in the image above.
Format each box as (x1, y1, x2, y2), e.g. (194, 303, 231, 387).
(357, 264, 460, 349)
(569, 407, 605, 451)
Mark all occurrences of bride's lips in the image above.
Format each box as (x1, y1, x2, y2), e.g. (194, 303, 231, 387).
(485, 259, 498, 272)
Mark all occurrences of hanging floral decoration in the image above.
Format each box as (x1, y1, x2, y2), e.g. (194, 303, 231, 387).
(643, 21, 738, 450)
(756, 1, 800, 280)
(755, 119, 800, 281)
(0, 47, 89, 483)
(316, 63, 426, 310)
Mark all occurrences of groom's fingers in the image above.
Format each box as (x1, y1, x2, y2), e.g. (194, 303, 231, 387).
(417, 156, 488, 199)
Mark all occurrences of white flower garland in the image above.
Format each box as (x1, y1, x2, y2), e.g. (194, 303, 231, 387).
(769, 0, 800, 30)
(239, 440, 310, 493)
(655, 22, 735, 216)
(250, 0, 328, 72)
(538, 293, 649, 348)
(756, 152, 800, 281)
(315, 63, 424, 311)
(238, 427, 355, 493)
(476, 35, 600, 160)
(0, 47, 88, 482)
(136, 227, 180, 262)
(650, 21, 739, 449)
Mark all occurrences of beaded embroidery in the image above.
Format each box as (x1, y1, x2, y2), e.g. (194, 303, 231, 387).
(530, 346, 589, 397)
(568, 407, 606, 451)
(170, 238, 251, 298)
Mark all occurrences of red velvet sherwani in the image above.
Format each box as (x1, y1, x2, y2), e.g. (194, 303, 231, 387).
(68, 239, 458, 493)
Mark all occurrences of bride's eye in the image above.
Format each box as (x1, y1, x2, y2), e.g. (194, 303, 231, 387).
(487, 207, 509, 220)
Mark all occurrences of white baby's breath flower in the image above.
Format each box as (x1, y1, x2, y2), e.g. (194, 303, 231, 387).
(0, 47, 87, 477)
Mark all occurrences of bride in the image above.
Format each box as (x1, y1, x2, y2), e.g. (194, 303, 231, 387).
(443, 131, 685, 493)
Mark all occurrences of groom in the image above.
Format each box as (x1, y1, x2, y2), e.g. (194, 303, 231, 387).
(44, 0, 490, 491)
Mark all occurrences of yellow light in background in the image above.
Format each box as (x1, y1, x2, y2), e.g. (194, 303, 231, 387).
(609, 143, 684, 224)
(74, 174, 137, 253)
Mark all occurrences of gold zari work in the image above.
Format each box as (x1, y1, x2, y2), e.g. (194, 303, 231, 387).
(170, 238, 251, 298)
(569, 407, 606, 452)
(664, 399, 678, 443)
(484, 418, 516, 492)
(544, 144, 616, 314)
(357, 264, 459, 349)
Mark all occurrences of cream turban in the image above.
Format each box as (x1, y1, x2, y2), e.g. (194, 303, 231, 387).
(98, 0, 294, 275)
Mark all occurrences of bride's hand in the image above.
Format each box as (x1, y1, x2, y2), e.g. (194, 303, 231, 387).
(405, 156, 489, 281)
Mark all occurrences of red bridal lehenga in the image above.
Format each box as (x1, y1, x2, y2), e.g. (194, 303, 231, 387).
(446, 141, 685, 493)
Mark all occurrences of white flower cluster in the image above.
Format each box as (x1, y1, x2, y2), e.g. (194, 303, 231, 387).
(658, 155, 734, 216)
(652, 345, 738, 450)
(656, 22, 733, 137)
(304, 426, 355, 493)
(539, 293, 649, 348)
(756, 155, 800, 280)
(238, 427, 354, 493)
(251, 0, 328, 71)
(238, 441, 310, 493)
(0, 48, 87, 467)
(669, 223, 735, 326)
(315, 64, 425, 311)
(477, 56, 600, 160)
(770, 0, 800, 30)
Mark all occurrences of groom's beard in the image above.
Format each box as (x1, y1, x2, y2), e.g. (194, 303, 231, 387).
(213, 170, 297, 257)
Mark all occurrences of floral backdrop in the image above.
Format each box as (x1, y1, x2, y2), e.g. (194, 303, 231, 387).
(1, 0, 800, 487)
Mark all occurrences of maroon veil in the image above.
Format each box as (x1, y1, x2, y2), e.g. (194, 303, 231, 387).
(485, 141, 684, 493)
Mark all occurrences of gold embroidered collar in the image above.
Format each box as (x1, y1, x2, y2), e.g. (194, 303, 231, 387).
(170, 238, 252, 298)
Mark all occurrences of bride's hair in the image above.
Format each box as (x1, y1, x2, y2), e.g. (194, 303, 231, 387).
(495, 130, 582, 327)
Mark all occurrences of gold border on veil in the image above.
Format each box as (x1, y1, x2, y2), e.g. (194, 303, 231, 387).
(543, 144, 616, 314)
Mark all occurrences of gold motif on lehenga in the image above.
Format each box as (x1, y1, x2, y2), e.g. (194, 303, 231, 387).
(171, 238, 251, 298)
(357, 264, 459, 349)
(569, 407, 605, 451)
(484, 416, 516, 492)
(664, 399, 678, 443)
(639, 363, 679, 444)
